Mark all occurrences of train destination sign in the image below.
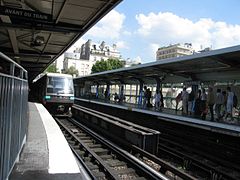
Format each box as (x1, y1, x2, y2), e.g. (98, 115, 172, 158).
(0, 6, 52, 22)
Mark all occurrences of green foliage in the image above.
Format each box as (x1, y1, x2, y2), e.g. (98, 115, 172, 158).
(91, 58, 124, 73)
(63, 66, 79, 77)
(45, 64, 59, 73)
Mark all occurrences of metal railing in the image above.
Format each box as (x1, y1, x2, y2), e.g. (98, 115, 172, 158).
(0, 52, 28, 180)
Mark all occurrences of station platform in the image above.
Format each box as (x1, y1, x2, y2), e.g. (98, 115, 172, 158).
(75, 98, 240, 137)
(9, 102, 90, 180)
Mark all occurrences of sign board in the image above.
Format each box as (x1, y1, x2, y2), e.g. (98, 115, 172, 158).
(0, 6, 52, 22)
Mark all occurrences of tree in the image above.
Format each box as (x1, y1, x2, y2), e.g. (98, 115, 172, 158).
(63, 66, 79, 77)
(45, 63, 59, 73)
(91, 58, 124, 73)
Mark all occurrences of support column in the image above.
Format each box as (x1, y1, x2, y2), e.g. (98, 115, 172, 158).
(119, 84, 124, 102)
(130, 84, 132, 103)
(138, 80, 143, 106)
(135, 84, 138, 104)
(155, 78, 161, 92)
(192, 84, 198, 93)
(105, 83, 110, 100)
(96, 84, 99, 99)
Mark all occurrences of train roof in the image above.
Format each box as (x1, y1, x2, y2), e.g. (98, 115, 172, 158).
(33, 73, 72, 83)
(46, 73, 73, 78)
(74, 45, 240, 85)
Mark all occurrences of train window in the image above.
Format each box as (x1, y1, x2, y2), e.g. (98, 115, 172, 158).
(47, 76, 73, 94)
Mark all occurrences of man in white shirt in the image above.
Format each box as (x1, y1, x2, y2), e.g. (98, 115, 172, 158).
(225, 87, 234, 121)
(181, 87, 189, 115)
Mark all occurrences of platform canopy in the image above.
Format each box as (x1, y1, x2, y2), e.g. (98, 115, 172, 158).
(74, 45, 240, 85)
(0, 0, 122, 81)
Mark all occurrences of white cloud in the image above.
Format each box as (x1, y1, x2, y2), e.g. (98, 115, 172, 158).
(136, 12, 240, 51)
(116, 41, 128, 49)
(123, 30, 132, 36)
(150, 43, 159, 59)
(87, 10, 125, 39)
(133, 56, 142, 64)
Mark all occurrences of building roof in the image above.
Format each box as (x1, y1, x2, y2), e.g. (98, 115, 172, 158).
(0, 0, 122, 81)
(74, 45, 240, 85)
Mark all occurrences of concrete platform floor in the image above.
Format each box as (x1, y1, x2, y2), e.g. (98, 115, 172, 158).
(9, 103, 89, 180)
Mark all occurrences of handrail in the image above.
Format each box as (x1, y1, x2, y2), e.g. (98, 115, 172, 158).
(0, 52, 28, 80)
(0, 52, 29, 180)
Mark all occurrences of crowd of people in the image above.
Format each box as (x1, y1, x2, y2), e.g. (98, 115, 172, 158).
(178, 86, 238, 122)
(143, 86, 164, 111)
(111, 85, 238, 122)
(141, 85, 238, 122)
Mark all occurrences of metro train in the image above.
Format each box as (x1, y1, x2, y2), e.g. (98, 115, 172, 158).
(32, 73, 74, 114)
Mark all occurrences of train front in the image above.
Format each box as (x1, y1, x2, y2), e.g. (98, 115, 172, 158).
(44, 74, 74, 114)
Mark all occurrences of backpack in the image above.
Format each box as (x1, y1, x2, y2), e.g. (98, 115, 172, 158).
(233, 93, 238, 108)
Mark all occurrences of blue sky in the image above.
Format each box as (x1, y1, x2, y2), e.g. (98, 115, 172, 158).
(67, 0, 240, 63)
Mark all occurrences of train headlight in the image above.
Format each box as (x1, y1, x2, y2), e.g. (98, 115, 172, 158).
(45, 95, 51, 100)
(70, 96, 74, 100)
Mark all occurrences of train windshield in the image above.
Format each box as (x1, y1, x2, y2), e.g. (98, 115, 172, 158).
(47, 76, 73, 94)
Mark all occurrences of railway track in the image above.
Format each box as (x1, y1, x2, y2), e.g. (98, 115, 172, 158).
(55, 117, 168, 180)
(70, 105, 240, 180)
(157, 136, 240, 180)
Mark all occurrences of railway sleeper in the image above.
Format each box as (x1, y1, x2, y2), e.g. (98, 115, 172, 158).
(92, 148, 109, 155)
(117, 168, 136, 176)
(100, 154, 113, 160)
(68, 140, 77, 145)
(91, 171, 106, 179)
(83, 156, 92, 162)
(88, 144, 102, 148)
(72, 144, 80, 149)
(106, 159, 127, 167)
(75, 149, 85, 156)
(76, 133, 88, 137)
(81, 139, 93, 143)
(84, 162, 100, 171)
(78, 136, 91, 140)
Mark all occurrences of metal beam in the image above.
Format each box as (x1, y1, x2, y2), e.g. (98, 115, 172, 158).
(0, 22, 84, 33)
(0, 15, 19, 54)
(0, 31, 40, 45)
(5, 53, 54, 58)
(1, 47, 58, 56)
(56, 0, 68, 23)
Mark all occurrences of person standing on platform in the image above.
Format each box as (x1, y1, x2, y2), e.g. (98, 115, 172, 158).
(201, 88, 207, 119)
(207, 87, 215, 121)
(146, 88, 152, 108)
(215, 89, 224, 121)
(194, 89, 202, 118)
(119, 86, 125, 103)
(154, 90, 161, 111)
(175, 91, 182, 112)
(160, 90, 164, 109)
(225, 87, 234, 121)
(143, 86, 147, 108)
(181, 87, 189, 115)
(221, 91, 227, 118)
(188, 90, 195, 115)
(114, 92, 119, 102)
